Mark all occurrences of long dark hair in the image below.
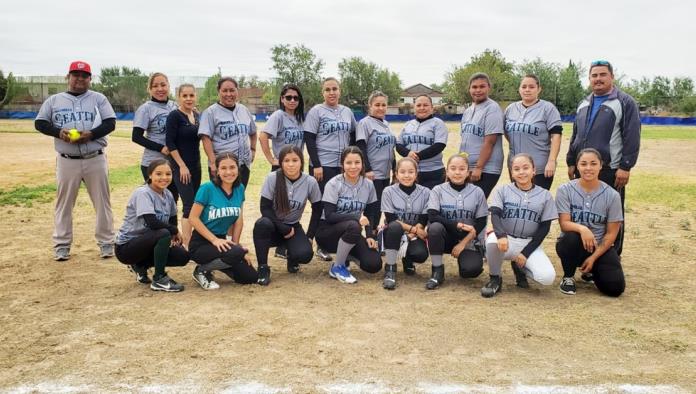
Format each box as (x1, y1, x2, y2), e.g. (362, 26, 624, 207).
(279, 83, 305, 123)
(274, 145, 305, 215)
(213, 152, 241, 190)
(340, 146, 366, 177)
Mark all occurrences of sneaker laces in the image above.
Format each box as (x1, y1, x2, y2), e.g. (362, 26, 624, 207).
(562, 277, 574, 286)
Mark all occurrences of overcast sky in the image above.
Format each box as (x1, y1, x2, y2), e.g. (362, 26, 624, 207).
(1, 0, 693, 87)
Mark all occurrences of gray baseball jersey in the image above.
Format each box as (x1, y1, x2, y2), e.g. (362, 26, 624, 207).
(304, 104, 357, 167)
(489, 183, 558, 238)
(398, 117, 449, 172)
(321, 174, 377, 220)
(115, 185, 177, 244)
(356, 116, 396, 180)
(263, 109, 304, 158)
(133, 100, 177, 166)
(260, 172, 321, 224)
(555, 180, 623, 243)
(459, 98, 505, 174)
(198, 103, 257, 166)
(504, 100, 562, 174)
(428, 182, 488, 247)
(381, 184, 430, 225)
(36, 90, 116, 155)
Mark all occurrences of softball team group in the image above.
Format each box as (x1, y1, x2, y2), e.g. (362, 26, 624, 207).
(114, 72, 625, 298)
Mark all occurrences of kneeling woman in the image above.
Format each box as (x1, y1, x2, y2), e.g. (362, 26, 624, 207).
(315, 146, 382, 283)
(253, 145, 322, 285)
(426, 154, 488, 290)
(481, 153, 558, 298)
(188, 152, 258, 290)
(115, 159, 189, 292)
(556, 148, 624, 297)
(380, 157, 430, 290)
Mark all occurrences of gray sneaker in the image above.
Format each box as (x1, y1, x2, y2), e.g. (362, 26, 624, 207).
(99, 244, 115, 259)
(315, 247, 333, 262)
(192, 266, 220, 290)
(54, 247, 70, 261)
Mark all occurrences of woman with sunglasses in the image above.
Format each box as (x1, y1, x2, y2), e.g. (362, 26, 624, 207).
(259, 84, 305, 171)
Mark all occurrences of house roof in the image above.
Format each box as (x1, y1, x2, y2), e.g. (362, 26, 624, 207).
(401, 83, 445, 97)
(239, 87, 264, 98)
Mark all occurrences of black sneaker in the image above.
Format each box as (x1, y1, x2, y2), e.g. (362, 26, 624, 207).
(383, 264, 397, 290)
(425, 266, 445, 290)
(287, 260, 299, 273)
(402, 257, 416, 276)
(481, 275, 502, 298)
(129, 264, 151, 284)
(580, 272, 594, 284)
(315, 247, 333, 262)
(150, 275, 184, 292)
(274, 245, 288, 260)
(559, 277, 576, 295)
(511, 261, 529, 289)
(257, 265, 271, 286)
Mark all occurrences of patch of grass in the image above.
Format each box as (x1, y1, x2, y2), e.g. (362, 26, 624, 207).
(679, 218, 692, 231)
(628, 173, 696, 210)
(640, 126, 696, 140)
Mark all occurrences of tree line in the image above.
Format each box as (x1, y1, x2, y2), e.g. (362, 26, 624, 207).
(2, 46, 695, 115)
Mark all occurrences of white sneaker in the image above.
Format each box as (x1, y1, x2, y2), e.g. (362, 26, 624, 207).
(329, 264, 357, 284)
(193, 267, 220, 290)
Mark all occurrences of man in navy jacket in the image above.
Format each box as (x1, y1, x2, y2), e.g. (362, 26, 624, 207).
(567, 60, 641, 256)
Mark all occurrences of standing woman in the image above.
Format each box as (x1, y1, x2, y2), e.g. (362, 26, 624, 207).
(426, 154, 488, 290)
(459, 72, 504, 198)
(380, 157, 430, 290)
(253, 145, 322, 285)
(199, 77, 257, 187)
(259, 84, 305, 171)
(304, 77, 357, 260)
(132, 72, 179, 201)
(188, 152, 258, 290)
(166, 83, 201, 248)
(315, 146, 382, 284)
(555, 148, 625, 297)
(504, 74, 563, 190)
(481, 153, 558, 298)
(115, 159, 189, 292)
(356, 90, 396, 228)
(395, 94, 448, 190)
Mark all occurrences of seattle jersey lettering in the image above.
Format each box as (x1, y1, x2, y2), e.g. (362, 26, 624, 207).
(283, 128, 304, 145)
(319, 116, 351, 135)
(374, 131, 396, 149)
(394, 208, 420, 223)
(461, 123, 484, 137)
(505, 121, 540, 136)
(219, 121, 250, 140)
(336, 196, 366, 215)
(502, 202, 541, 222)
(570, 204, 607, 225)
(440, 204, 475, 220)
(402, 133, 434, 145)
(52, 109, 95, 127)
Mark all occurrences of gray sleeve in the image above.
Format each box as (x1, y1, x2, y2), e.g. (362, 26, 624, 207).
(96, 94, 116, 120)
(198, 108, 214, 137)
(356, 119, 370, 142)
(490, 186, 504, 210)
(304, 107, 319, 134)
(247, 107, 257, 135)
(367, 181, 377, 204)
(607, 191, 624, 222)
(134, 190, 156, 217)
(350, 110, 358, 132)
(36, 96, 54, 121)
(484, 106, 504, 136)
(260, 174, 275, 200)
(308, 178, 322, 203)
(555, 184, 570, 214)
(322, 178, 339, 204)
(263, 112, 281, 138)
(381, 187, 395, 213)
(545, 102, 562, 131)
(540, 191, 559, 221)
(433, 120, 448, 144)
(133, 105, 149, 129)
(474, 188, 489, 218)
(427, 188, 441, 211)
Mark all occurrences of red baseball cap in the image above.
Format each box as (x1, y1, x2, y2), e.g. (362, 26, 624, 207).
(68, 61, 91, 75)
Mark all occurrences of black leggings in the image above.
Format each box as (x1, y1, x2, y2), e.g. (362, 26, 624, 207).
(252, 218, 314, 267)
(556, 232, 625, 297)
(427, 222, 484, 278)
(189, 231, 258, 284)
(207, 164, 251, 187)
(171, 161, 201, 218)
(382, 221, 429, 263)
(473, 172, 501, 199)
(141, 165, 179, 203)
(534, 173, 554, 190)
(418, 168, 445, 190)
(372, 178, 391, 227)
(310, 166, 342, 193)
(315, 220, 382, 273)
(115, 229, 189, 268)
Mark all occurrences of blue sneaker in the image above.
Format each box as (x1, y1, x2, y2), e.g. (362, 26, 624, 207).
(329, 264, 357, 284)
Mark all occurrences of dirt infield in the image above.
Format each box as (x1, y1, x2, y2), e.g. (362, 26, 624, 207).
(0, 123, 695, 393)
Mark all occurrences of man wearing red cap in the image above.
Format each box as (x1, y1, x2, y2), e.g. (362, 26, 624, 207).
(34, 61, 117, 261)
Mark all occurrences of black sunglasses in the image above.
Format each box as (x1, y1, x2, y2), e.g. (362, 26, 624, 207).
(283, 95, 300, 102)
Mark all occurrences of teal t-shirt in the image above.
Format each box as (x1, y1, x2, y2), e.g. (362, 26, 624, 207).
(194, 182, 245, 236)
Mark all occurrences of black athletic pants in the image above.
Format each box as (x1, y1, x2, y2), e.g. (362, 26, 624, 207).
(315, 220, 382, 273)
(556, 232, 625, 297)
(252, 218, 314, 268)
(383, 221, 429, 263)
(140, 165, 179, 203)
(418, 168, 445, 190)
(473, 172, 501, 199)
(189, 231, 258, 284)
(310, 166, 342, 193)
(115, 229, 189, 268)
(171, 161, 202, 218)
(372, 178, 391, 227)
(427, 222, 484, 278)
(534, 173, 554, 191)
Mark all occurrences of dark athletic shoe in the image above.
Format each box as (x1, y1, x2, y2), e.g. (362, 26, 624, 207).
(580, 272, 594, 284)
(511, 261, 529, 288)
(274, 245, 288, 260)
(402, 257, 416, 276)
(560, 277, 577, 295)
(150, 275, 184, 292)
(425, 266, 445, 290)
(129, 264, 151, 284)
(315, 247, 333, 262)
(54, 247, 70, 261)
(383, 264, 397, 290)
(287, 261, 300, 274)
(481, 275, 502, 298)
(257, 265, 271, 286)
